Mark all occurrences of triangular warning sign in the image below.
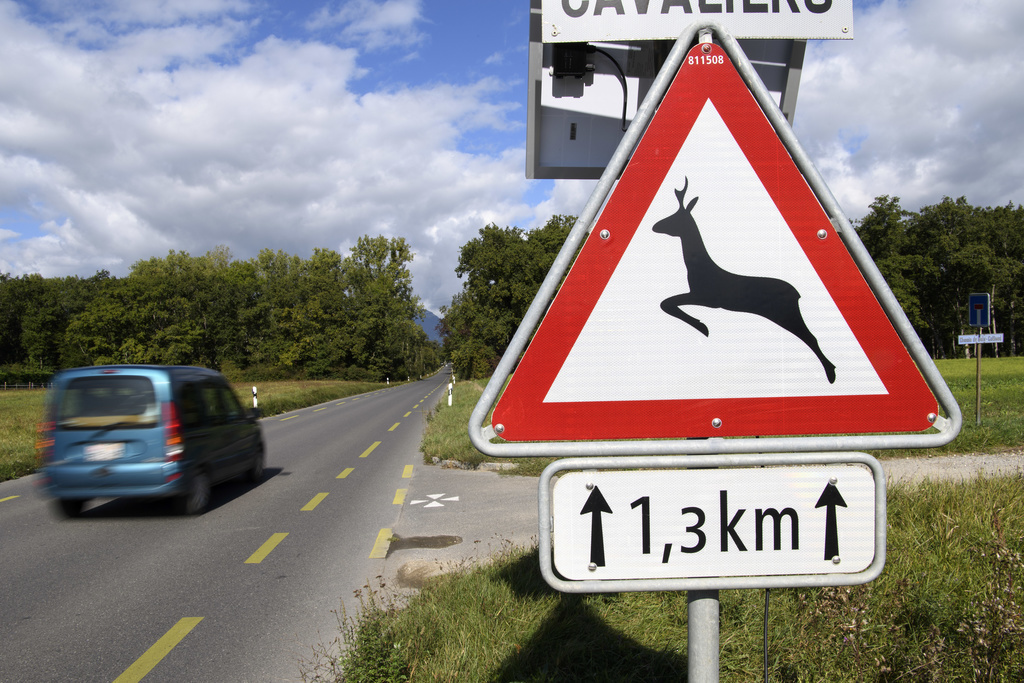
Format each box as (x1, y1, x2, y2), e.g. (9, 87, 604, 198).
(492, 41, 940, 442)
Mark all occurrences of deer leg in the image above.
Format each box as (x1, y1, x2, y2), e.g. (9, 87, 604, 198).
(771, 305, 837, 384)
(660, 294, 710, 337)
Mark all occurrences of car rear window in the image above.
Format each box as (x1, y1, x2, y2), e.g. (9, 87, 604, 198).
(57, 375, 159, 430)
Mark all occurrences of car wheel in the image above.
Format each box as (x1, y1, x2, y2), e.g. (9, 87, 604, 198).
(175, 471, 211, 515)
(53, 499, 86, 518)
(245, 445, 265, 484)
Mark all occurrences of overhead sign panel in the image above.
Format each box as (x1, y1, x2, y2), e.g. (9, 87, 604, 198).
(490, 41, 939, 442)
(542, 0, 853, 42)
(552, 463, 877, 582)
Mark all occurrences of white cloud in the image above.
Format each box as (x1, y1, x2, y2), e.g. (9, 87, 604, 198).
(307, 0, 425, 51)
(0, 0, 530, 313)
(795, 0, 1024, 218)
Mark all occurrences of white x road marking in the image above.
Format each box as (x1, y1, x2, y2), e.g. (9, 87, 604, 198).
(410, 493, 460, 508)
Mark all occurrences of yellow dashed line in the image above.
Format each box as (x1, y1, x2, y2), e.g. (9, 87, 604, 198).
(337, 467, 354, 479)
(403, 411, 411, 418)
(393, 489, 407, 505)
(0, 495, 19, 503)
(245, 533, 289, 564)
(360, 441, 381, 458)
(112, 617, 203, 683)
(280, 415, 299, 421)
(313, 407, 328, 412)
(402, 465, 413, 478)
(369, 528, 392, 559)
(388, 422, 400, 432)
(301, 493, 329, 511)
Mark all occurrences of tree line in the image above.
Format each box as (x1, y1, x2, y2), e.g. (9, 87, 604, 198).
(0, 236, 440, 383)
(859, 195, 1022, 359)
(442, 197, 1023, 379)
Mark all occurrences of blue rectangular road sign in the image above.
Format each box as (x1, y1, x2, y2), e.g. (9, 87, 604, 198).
(969, 293, 991, 328)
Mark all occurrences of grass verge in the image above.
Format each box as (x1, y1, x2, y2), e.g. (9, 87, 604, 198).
(0, 379, 390, 483)
(418, 380, 555, 477)
(305, 476, 1024, 681)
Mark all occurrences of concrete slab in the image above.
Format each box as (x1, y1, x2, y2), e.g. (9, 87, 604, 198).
(384, 465, 539, 591)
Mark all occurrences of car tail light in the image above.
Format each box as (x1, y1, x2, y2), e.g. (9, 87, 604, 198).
(163, 402, 184, 461)
(35, 420, 55, 464)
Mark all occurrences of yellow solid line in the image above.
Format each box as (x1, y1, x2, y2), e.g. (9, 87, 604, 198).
(0, 495, 19, 503)
(112, 617, 203, 683)
(393, 489, 407, 505)
(302, 493, 329, 511)
(245, 533, 289, 564)
(402, 465, 413, 478)
(388, 422, 400, 432)
(337, 467, 354, 479)
(280, 415, 299, 421)
(359, 441, 381, 458)
(369, 528, 392, 559)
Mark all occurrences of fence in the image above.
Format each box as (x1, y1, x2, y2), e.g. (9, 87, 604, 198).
(1, 382, 53, 390)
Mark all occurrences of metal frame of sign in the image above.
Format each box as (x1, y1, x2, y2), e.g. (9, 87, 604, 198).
(538, 452, 887, 593)
(469, 21, 961, 458)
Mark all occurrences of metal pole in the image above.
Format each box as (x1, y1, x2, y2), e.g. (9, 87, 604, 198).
(688, 590, 720, 681)
(976, 341, 982, 426)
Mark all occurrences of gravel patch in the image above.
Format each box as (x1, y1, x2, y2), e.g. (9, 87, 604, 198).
(881, 449, 1024, 486)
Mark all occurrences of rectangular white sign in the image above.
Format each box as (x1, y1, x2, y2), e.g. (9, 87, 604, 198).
(542, 0, 854, 42)
(552, 464, 876, 581)
(958, 333, 1004, 345)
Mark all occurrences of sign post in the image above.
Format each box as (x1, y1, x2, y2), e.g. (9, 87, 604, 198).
(967, 293, 993, 426)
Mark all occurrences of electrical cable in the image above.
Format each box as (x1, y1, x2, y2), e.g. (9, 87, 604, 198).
(588, 46, 629, 132)
(764, 588, 771, 682)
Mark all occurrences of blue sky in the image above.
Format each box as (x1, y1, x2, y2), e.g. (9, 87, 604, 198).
(2, 0, 1023, 313)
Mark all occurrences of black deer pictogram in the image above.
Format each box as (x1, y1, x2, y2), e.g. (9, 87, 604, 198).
(652, 178, 836, 384)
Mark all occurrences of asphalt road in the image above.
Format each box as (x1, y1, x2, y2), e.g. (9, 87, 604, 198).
(0, 373, 456, 682)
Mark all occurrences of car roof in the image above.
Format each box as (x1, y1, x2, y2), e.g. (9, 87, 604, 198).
(54, 365, 225, 384)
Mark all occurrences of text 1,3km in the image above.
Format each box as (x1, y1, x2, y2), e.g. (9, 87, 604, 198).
(552, 465, 879, 582)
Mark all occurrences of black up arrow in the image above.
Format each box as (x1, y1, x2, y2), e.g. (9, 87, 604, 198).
(580, 486, 612, 567)
(815, 481, 848, 561)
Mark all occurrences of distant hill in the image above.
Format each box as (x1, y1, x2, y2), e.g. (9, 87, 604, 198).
(417, 310, 443, 344)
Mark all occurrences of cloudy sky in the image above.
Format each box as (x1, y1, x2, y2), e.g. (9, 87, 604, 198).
(0, 0, 1021, 314)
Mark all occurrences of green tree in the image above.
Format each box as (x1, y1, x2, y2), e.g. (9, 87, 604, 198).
(276, 247, 353, 377)
(442, 215, 574, 378)
(344, 236, 424, 379)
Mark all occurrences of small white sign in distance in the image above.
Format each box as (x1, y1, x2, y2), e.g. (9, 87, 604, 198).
(552, 464, 876, 581)
(958, 333, 1004, 345)
(542, 0, 854, 43)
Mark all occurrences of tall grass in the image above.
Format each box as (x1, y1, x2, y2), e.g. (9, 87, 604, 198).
(418, 380, 555, 476)
(0, 379, 389, 483)
(0, 391, 46, 481)
(305, 476, 1024, 681)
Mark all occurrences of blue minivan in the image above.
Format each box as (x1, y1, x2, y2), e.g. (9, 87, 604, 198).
(37, 365, 265, 517)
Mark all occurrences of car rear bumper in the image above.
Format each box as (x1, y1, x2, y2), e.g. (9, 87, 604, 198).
(38, 462, 188, 500)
